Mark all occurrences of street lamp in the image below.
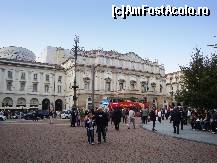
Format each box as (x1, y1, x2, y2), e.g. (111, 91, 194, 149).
(70, 35, 80, 108)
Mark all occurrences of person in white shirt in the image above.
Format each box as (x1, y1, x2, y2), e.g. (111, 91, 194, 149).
(157, 110, 162, 123)
(128, 108, 135, 129)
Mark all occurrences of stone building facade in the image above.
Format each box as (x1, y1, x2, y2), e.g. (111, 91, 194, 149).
(165, 71, 183, 106)
(0, 47, 65, 111)
(0, 46, 168, 111)
(58, 48, 167, 109)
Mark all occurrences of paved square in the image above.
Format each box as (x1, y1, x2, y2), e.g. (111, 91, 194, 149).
(0, 118, 217, 163)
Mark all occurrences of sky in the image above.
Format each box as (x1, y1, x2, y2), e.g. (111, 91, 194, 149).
(0, 0, 216, 73)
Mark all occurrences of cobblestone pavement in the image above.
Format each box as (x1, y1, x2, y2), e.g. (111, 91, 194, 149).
(142, 119, 217, 145)
(0, 118, 217, 163)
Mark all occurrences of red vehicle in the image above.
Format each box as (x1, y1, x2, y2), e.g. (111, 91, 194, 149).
(107, 98, 149, 110)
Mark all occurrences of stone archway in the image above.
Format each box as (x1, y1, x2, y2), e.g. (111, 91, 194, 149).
(30, 98, 39, 107)
(42, 98, 50, 110)
(55, 99, 63, 111)
(30, 98, 39, 110)
(2, 97, 13, 107)
(16, 97, 26, 107)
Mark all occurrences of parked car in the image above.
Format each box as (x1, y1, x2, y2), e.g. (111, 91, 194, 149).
(37, 110, 49, 119)
(12, 112, 25, 119)
(0, 112, 7, 121)
(23, 112, 34, 120)
(61, 110, 71, 119)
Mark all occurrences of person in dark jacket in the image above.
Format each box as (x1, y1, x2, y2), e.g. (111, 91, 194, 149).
(85, 113, 95, 145)
(180, 107, 185, 130)
(171, 107, 181, 134)
(95, 108, 108, 143)
(71, 106, 78, 127)
(149, 107, 157, 131)
(112, 107, 122, 130)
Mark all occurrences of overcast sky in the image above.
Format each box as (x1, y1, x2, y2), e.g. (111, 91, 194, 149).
(0, 0, 216, 73)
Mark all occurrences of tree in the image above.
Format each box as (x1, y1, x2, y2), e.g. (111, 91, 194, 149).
(176, 48, 217, 109)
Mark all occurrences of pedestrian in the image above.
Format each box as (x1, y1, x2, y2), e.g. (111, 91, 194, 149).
(70, 106, 78, 127)
(85, 113, 95, 145)
(157, 109, 162, 123)
(180, 107, 184, 130)
(161, 107, 165, 120)
(171, 107, 181, 134)
(141, 107, 149, 124)
(149, 107, 157, 131)
(112, 107, 122, 130)
(122, 108, 127, 123)
(128, 107, 135, 129)
(95, 108, 108, 144)
(49, 109, 54, 124)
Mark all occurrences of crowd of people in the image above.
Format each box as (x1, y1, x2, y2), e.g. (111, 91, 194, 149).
(140, 106, 217, 135)
(1, 104, 217, 144)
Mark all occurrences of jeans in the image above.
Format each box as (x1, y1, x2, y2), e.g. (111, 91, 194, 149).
(97, 126, 106, 143)
(128, 117, 135, 129)
(122, 116, 127, 123)
(173, 122, 180, 134)
(87, 129, 94, 144)
(152, 120, 156, 130)
(114, 122, 120, 130)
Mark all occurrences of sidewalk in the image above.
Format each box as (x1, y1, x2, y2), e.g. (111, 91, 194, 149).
(142, 119, 217, 145)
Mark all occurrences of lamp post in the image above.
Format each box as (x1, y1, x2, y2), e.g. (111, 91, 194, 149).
(70, 35, 80, 108)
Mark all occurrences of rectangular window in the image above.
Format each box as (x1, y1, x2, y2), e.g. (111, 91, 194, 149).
(33, 83, 38, 92)
(105, 81, 111, 91)
(33, 74, 37, 80)
(58, 85, 62, 93)
(58, 76, 62, 83)
(142, 82, 149, 92)
(45, 84, 49, 93)
(130, 83, 135, 90)
(21, 72, 25, 80)
(84, 82, 90, 90)
(8, 71, 13, 79)
(46, 75, 49, 82)
(7, 81, 12, 91)
(119, 83, 124, 91)
(20, 81, 25, 91)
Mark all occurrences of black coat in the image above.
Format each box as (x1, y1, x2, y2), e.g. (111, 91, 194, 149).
(171, 108, 181, 124)
(95, 111, 108, 129)
(149, 110, 156, 121)
(71, 108, 78, 119)
(112, 108, 122, 123)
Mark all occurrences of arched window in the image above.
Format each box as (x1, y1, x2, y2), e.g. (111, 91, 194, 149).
(16, 97, 26, 107)
(2, 97, 13, 107)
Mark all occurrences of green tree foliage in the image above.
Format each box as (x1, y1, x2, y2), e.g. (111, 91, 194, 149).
(175, 48, 217, 109)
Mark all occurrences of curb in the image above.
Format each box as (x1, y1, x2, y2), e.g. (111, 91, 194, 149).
(142, 125, 217, 146)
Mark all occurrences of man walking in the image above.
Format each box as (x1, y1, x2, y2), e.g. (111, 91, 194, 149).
(112, 107, 122, 130)
(128, 108, 135, 129)
(171, 107, 181, 134)
(71, 106, 78, 127)
(95, 108, 108, 143)
(142, 107, 149, 124)
(149, 107, 157, 131)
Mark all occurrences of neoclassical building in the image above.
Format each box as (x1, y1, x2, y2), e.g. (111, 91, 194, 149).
(165, 71, 183, 106)
(0, 46, 168, 111)
(0, 46, 65, 111)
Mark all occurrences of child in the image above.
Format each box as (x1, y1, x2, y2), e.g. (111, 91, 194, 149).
(85, 113, 95, 145)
